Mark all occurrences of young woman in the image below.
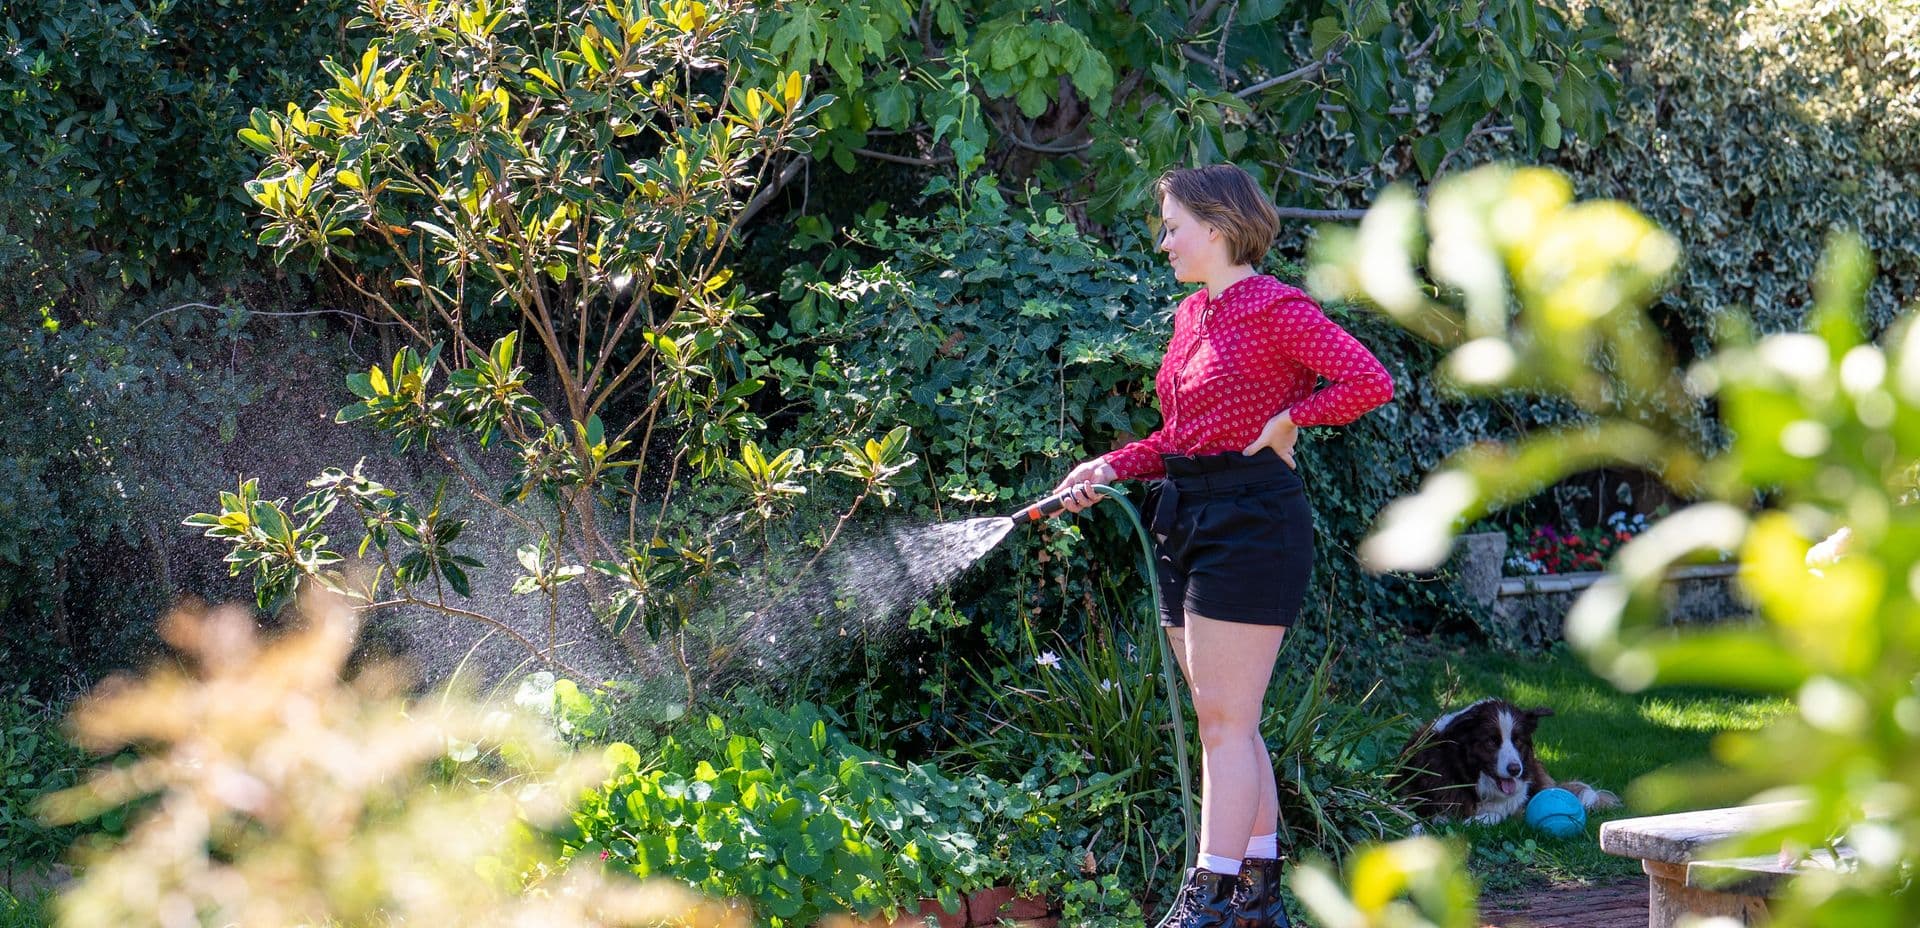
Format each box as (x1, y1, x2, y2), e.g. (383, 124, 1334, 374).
(1051, 165, 1394, 928)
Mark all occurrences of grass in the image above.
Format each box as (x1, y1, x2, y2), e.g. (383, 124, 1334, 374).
(0, 888, 51, 928)
(1399, 641, 1794, 895)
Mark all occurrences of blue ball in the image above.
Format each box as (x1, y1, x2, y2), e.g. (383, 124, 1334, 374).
(1525, 788, 1588, 838)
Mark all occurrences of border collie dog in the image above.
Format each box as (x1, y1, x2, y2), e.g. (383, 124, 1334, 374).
(1395, 698, 1621, 825)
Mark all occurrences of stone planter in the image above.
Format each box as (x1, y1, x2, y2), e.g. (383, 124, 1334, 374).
(1487, 563, 1745, 650)
(1449, 531, 1747, 650)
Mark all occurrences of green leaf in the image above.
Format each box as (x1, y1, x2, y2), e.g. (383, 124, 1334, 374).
(1309, 16, 1344, 54)
(251, 501, 291, 543)
(1412, 134, 1448, 179)
(1430, 71, 1478, 116)
(441, 561, 472, 597)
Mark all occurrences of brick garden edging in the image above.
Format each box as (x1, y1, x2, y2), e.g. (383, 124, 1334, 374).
(882, 886, 1055, 927)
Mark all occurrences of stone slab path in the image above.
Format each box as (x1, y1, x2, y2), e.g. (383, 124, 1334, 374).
(1481, 879, 1647, 928)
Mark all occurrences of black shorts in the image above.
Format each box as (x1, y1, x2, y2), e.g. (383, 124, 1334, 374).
(1145, 448, 1315, 628)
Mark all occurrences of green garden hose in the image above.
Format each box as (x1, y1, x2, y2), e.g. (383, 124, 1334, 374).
(1089, 483, 1199, 871)
(1011, 484, 1197, 868)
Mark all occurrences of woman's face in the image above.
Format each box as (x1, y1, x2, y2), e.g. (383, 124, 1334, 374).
(1158, 194, 1226, 284)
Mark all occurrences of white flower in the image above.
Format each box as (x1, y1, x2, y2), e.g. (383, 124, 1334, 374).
(1035, 651, 1062, 670)
(1098, 679, 1116, 693)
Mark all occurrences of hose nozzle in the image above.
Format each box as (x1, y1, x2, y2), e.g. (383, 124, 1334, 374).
(1009, 489, 1076, 526)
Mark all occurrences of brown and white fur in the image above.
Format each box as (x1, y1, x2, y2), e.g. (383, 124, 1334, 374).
(1394, 699, 1621, 825)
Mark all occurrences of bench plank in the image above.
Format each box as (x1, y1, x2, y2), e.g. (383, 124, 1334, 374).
(1687, 847, 1853, 898)
(1598, 802, 1804, 865)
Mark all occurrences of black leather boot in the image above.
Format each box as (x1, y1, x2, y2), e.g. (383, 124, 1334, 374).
(1153, 867, 1240, 928)
(1230, 857, 1292, 928)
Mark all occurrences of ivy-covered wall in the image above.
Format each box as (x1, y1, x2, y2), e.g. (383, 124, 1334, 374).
(1550, 0, 1918, 355)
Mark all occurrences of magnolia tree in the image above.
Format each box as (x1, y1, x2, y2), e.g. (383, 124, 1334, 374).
(1292, 164, 1920, 924)
(192, 0, 917, 691)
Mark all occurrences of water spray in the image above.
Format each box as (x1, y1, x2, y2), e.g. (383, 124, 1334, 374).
(1004, 484, 1198, 870)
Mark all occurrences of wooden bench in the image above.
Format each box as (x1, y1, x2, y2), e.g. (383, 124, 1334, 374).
(1598, 801, 1810, 928)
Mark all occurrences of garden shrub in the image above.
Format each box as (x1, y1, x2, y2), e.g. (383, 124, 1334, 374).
(0, 0, 358, 305)
(43, 595, 736, 927)
(1549, 0, 1920, 357)
(0, 685, 86, 868)
(0, 0, 364, 688)
(207, 0, 954, 707)
(564, 697, 1144, 926)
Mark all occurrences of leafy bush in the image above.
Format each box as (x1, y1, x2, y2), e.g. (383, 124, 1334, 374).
(1548, 1, 1920, 360)
(0, 0, 357, 305)
(41, 595, 739, 927)
(742, 0, 1622, 224)
(208, 0, 959, 706)
(564, 697, 1138, 926)
(0, 686, 85, 867)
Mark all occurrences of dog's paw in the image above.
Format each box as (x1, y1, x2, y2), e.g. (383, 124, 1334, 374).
(1465, 812, 1505, 827)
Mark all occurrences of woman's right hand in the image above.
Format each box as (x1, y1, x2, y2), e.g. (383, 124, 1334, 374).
(1051, 458, 1118, 514)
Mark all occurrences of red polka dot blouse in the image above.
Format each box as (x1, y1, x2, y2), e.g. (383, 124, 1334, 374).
(1102, 274, 1395, 481)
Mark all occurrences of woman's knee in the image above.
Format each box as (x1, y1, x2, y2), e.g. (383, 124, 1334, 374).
(1191, 696, 1262, 745)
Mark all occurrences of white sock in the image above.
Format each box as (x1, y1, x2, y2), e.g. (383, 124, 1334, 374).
(1244, 833, 1279, 860)
(1196, 853, 1243, 876)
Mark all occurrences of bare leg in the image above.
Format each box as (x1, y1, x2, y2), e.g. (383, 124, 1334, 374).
(1183, 611, 1287, 866)
(1168, 623, 1283, 853)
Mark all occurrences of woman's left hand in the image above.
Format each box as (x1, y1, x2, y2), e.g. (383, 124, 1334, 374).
(1243, 409, 1298, 467)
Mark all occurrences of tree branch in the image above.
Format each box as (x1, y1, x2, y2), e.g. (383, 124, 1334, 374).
(1186, 0, 1230, 30)
(738, 155, 808, 229)
(851, 146, 955, 166)
(1405, 28, 1441, 66)
(1286, 165, 1372, 188)
(1275, 206, 1368, 221)
(1234, 41, 1347, 99)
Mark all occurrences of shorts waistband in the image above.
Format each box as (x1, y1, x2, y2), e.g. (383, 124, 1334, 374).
(1160, 449, 1297, 493)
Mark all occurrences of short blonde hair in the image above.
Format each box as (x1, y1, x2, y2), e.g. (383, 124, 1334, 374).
(1156, 164, 1280, 266)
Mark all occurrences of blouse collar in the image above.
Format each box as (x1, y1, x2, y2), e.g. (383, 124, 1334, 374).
(1199, 273, 1268, 308)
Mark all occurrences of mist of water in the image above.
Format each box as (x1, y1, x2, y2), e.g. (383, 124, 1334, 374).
(685, 515, 1017, 691)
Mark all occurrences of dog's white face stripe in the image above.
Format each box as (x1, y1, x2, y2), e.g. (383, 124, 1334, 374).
(1432, 698, 1493, 733)
(1494, 707, 1521, 776)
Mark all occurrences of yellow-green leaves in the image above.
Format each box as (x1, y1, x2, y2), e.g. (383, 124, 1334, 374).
(1739, 513, 1884, 676)
(1291, 837, 1477, 928)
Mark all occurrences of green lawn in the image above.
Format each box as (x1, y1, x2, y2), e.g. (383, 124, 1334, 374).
(1400, 642, 1793, 894)
(0, 890, 51, 928)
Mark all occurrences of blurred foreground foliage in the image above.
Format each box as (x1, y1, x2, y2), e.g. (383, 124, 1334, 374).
(1298, 162, 1920, 923)
(38, 593, 744, 928)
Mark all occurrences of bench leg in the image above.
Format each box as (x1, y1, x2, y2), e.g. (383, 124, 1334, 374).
(1643, 861, 1770, 927)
